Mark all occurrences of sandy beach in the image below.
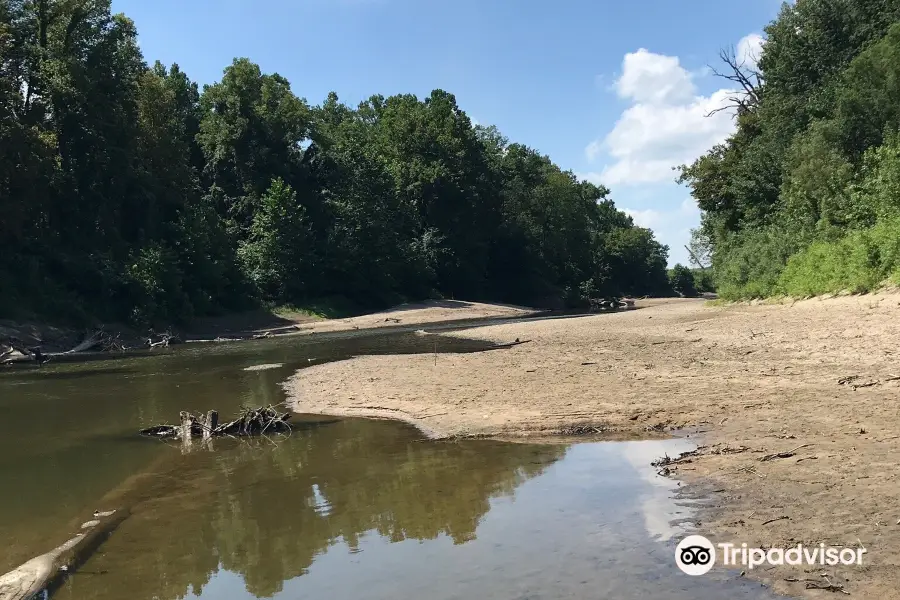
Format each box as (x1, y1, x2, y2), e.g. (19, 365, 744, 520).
(287, 294, 900, 598)
(297, 299, 537, 334)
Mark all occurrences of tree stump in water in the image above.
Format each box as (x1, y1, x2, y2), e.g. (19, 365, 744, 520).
(139, 406, 292, 441)
(203, 411, 218, 440)
(180, 411, 192, 452)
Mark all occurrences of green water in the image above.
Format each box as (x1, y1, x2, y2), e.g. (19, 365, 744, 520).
(0, 329, 786, 599)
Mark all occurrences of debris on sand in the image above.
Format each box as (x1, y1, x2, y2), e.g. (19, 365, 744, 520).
(242, 363, 284, 371)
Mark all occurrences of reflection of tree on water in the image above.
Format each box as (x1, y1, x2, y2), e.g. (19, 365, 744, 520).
(68, 420, 566, 600)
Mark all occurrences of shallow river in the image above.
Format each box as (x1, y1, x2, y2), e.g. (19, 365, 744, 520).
(0, 327, 786, 599)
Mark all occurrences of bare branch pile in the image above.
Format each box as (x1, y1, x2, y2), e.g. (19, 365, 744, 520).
(139, 406, 292, 439)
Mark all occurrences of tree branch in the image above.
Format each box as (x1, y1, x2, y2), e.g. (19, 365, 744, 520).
(704, 46, 763, 119)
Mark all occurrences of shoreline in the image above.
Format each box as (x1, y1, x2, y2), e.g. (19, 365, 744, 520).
(1, 300, 540, 366)
(286, 293, 900, 598)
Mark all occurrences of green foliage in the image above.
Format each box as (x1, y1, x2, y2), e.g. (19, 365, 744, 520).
(0, 0, 673, 325)
(238, 178, 313, 301)
(778, 217, 900, 296)
(714, 226, 802, 300)
(691, 269, 716, 294)
(683, 2, 900, 299)
(668, 265, 697, 297)
(126, 243, 192, 326)
(779, 122, 854, 232)
(847, 133, 900, 227)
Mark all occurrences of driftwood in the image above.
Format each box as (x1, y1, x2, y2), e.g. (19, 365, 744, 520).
(1, 329, 136, 366)
(588, 297, 634, 312)
(0, 509, 127, 600)
(146, 330, 182, 349)
(492, 339, 532, 349)
(140, 406, 292, 439)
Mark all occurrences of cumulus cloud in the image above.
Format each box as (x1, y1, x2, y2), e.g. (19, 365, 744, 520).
(737, 33, 765, 70)
(575, 171, 605, 186)
(619, 198, 701, 265)
(623, 208, 662, 229)
(624, 198, 698, 230)
(615, 49, 695, 105)
(585, 37, 764, 187)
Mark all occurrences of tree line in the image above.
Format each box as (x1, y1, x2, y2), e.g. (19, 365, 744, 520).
(0, 0, 674, 326)
(681, 0, 900, 298)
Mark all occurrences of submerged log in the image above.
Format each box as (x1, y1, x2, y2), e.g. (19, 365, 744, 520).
(0, 509, 127, 600)
(140, 406, 292, 439)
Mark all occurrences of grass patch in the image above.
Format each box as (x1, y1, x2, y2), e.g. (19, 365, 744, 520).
(271, 296, 364, 320)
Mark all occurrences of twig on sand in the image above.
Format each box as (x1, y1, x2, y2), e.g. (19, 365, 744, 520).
(490, 339, 532, 350)
(838, 374, 899, 390)
(760, 444, 811, 461)
(761, 515, 789, 526)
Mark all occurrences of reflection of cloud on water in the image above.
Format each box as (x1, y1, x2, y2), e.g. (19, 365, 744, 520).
(618, 439, 698, 542)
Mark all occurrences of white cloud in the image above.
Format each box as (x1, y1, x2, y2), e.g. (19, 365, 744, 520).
(621, 197, 701, 265)
(679, 197, 700, 217)
(737, 33, 765, 70)
(615, 49, 695, 105)
(585, 140, 602, 162)
(599, 87, 735, 185)
(575, 171, 605, 186)
(623, 208, 662, 229)
(585, 37, 764, 187)
(579, 36, 761, 264)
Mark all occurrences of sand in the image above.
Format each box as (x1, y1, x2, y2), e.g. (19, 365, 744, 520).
(286, 294, 900, 598)
(297, 299, 536, 333)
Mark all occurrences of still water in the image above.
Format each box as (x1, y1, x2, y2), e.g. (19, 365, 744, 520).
(0, 328, 785, 599)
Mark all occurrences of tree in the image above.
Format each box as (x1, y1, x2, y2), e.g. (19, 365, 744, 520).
(669, 265, 698, 297)
(0, 1, 675, 324)
(238, 178, 314, 301)
(198, 58, 311, 231)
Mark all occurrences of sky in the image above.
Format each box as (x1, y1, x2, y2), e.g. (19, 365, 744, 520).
(111, 0, 784, 266)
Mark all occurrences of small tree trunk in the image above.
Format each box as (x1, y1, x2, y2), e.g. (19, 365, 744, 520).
(180, 411, 192, 453)
(203, 411, 218, 440)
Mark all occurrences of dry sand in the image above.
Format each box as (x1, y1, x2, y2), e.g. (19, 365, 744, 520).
(296, 299, 536, 333)
(287, 294, 900, 598)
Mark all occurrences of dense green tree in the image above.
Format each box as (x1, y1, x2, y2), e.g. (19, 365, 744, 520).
(668, 264, 698, 297)
(0, 0, 673, 325)
(238, 178, 314, 301)
(197, 58, 311, 231)
(681, 0, 900, 299)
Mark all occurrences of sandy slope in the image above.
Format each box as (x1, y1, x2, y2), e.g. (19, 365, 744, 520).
(286, 294, 900, 598)
(299, 299, 536, 334)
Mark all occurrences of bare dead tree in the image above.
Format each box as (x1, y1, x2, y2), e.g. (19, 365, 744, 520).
(685, 245, 710, 270)
(705, 45, 763, 119)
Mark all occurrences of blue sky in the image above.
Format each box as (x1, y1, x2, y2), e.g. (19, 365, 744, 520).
(112, 0, 783, 266)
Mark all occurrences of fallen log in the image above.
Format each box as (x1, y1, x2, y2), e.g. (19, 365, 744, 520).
(1, 329, 134, 366)
(140, 406, 292, 439)
(0, 509, 127, 600)
(588, 297, 631, 313)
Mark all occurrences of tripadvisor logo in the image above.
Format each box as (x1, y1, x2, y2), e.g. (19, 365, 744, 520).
(675, 535, 867, 576)
(676, 535, 716, 576)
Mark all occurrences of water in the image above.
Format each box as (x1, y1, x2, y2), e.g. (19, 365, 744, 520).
(0, 329, 785, 599)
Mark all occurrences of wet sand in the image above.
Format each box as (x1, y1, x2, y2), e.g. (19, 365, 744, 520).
(286, 294, 900, 598)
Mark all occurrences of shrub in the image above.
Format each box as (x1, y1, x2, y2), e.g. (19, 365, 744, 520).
(714, 225, 802, 299)
(778, 216, 900, 296)
(668, 264, 698, 297)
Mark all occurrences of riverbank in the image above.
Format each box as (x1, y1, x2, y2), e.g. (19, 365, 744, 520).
(1, 300, 537, 362)
(286, 293, 900, 598)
